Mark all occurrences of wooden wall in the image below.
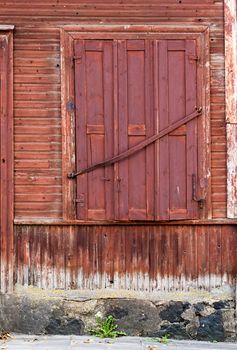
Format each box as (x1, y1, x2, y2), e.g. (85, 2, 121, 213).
(15, 224, 237, 291)
(0, 1, 233, 293)
(0, 0, 224, 220)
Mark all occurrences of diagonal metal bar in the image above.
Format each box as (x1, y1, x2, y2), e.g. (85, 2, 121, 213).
(68, 107, 202, 179)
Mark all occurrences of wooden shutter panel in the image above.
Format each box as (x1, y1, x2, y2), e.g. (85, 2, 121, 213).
(74, 37, 200, 221)
(157, 39, 199, 220)
(74, 40, 114, 220)
(117, 39, 154, 220)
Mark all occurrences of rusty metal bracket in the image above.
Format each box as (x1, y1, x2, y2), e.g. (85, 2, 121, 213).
(68, 107, 202, 179)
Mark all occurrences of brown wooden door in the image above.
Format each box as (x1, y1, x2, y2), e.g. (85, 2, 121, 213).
(74, 38, 200, 221)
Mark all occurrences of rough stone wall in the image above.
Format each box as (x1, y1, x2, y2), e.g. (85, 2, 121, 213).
(0, 288, 235, 341)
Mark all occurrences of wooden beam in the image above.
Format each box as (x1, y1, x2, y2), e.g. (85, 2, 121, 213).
(0, 31, 14, 293)
(224, 0, 237, 218)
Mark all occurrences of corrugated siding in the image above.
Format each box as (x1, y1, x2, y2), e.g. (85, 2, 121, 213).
(15, 224, 237, 291)
(0, 0, 225, 219)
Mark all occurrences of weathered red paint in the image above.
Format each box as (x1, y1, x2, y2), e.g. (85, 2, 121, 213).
(0, 28, 14, 293)
(15, 224, 237, 291)
(224, 0, 237, 218)
(0, 1, 233, 293)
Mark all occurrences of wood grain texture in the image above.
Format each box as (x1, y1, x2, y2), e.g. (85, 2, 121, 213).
(14, 223, 237, 291)
(0, 1, 222, 220)
(0, 31, 14, 293)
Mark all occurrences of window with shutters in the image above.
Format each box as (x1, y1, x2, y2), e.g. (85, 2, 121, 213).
(61, 25, 210, 222)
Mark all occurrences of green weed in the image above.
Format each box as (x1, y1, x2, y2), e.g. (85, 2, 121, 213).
(90, 315, 127, 339)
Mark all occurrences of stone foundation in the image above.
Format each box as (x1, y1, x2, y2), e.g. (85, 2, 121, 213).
(0, 286, 236, 341)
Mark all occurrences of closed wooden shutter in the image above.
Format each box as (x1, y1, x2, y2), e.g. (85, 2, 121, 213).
(74, 38, 200, 221)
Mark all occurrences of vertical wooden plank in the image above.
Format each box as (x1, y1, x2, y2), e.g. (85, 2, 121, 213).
(127, 41, 146, 220)
(153, 40, 160, 221)
(168, 225, 175, 292)
(227, 226, 237, 284)
(125, 228, 133, 290)
(141, 227, 150, 291)
(149, 226, 158, 291)
(183, 226, 191, 291)
(103, 41, 115, 220)
(40, 227, 47, 289)
(61, 30, 76, 220)
(172, 226, 180, 291)
(190, 226, 198, 289)
(55, 226, 65, 289)
(221, 225, 228, 286)
(15, 226, 23, 287)
(160, 225, 169, 291)
(101, 228, 111, 288)
(168, 41, 187, 218)
(169, 135, 187, 217)
(83, 226, 91, 289)
(32, 226, 42, 288)
(113, 226, 126, 289)
(145, 40, 155, 220)
(197, 226, 210, 290)
(118, 40, 129, 220)
(157, 40, 169, 220)
(0, 32, 13, 292)
(209, 226, 222, 288)
(113, 41, 119, 220)
(22, 226, 30, 286)
(65, 225, 77, 289)
(76, 226, 83, 289)
(185, 39, 199, 219)
(86, 44, 106, 220)
(224, 0, 237, 218)
(74, 40, 88, 220)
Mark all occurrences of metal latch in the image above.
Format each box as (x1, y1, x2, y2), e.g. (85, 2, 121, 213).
(192, 174, 205, 209)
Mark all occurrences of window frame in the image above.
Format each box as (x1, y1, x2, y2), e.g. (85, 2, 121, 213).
(60, 24, 211, 222)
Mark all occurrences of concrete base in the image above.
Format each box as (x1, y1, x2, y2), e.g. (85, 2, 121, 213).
(0, 286, 236, 341)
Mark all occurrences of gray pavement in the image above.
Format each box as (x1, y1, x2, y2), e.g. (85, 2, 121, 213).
(1, 335, 237, 350)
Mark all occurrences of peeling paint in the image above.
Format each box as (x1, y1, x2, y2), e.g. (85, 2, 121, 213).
(224, 0, 237, 218)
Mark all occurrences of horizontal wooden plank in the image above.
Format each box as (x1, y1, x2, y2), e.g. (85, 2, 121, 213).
(15, 194, 62, 202)
(15, 202, 62, 210)
(15, 126, 61, 135)
(14, 109, 60, 117)
(15, 135, 61, 143)
(15, 160, 61, 169)
(14, 67, 59, 74)
(14, 84, 61, 92)
(15, 174, 62, 185)
(15, 92, 60, 101)
(14, 74, 60, 84)
(15, 142, 61, 152)
(14, 101, 60, 108)
(15, 152, 61, 160)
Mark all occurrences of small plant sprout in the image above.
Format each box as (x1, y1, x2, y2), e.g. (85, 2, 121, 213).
(90, 315, 127, 339)
(159, 334, 170, 344)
